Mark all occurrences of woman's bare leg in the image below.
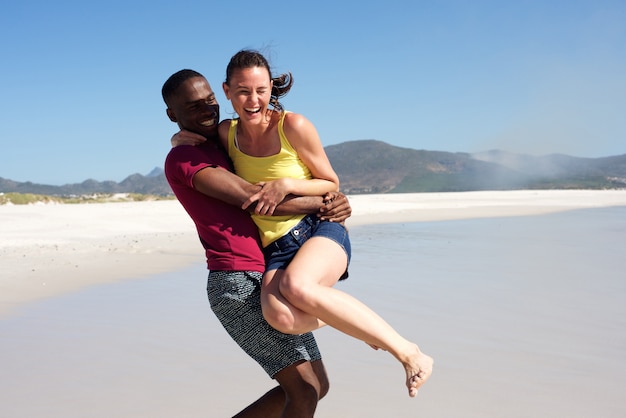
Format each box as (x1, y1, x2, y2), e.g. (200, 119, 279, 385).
(261, 236, 434, 396)
(261, 269, 326, 334)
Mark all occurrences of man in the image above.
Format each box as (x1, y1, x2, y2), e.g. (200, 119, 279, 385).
(162, 69, 351, 417)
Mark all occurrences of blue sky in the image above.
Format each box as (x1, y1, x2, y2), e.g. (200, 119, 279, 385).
(1, 0, 624, 185)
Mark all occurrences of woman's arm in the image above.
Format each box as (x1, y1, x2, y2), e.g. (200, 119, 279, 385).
(283, 112, 340, 192)
(242, 112, 340, 215)
(191, 165, 351, 223)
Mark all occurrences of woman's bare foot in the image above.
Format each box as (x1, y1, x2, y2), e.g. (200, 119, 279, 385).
(401, 344, 433, 397)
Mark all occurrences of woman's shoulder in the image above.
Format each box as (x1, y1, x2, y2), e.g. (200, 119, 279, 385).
(218, 118, 235, 130)
(280, 112, 319, 149)
(217, 119, 233, 146)
(282, 111, 312, 131)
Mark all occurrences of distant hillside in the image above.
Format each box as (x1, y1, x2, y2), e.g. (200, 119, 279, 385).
(1, 140, 625, 196)
(0, 172, 172, 196)
(326, 140, 626, 193)
(325, 141, 521, 193)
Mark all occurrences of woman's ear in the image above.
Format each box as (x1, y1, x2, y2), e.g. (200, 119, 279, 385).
(222, 82, 230, 100)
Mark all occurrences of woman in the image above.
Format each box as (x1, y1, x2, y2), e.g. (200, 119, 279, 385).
(176, 49, 433, 397)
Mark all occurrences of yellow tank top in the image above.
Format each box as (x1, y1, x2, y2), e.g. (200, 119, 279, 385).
(227, 111, 312, 247)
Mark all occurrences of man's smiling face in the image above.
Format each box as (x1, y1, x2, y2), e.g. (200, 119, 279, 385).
(167, 76, 220, 138)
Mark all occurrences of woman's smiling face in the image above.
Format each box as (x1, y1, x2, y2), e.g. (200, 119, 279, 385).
(223, 66, 273, 125)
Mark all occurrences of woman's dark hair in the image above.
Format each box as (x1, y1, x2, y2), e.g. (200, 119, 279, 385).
(225, 49, 293, 112)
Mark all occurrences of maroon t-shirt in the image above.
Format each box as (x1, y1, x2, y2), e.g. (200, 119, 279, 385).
(164, 142, 265, 272)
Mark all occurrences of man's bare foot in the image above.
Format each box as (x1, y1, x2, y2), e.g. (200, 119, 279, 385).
(402, 344, 433, 397)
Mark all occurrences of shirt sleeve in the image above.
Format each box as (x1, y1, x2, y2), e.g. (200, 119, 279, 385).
(165, 145, 221, 189)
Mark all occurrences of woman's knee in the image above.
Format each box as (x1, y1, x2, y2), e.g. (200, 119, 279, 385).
(262, 304, 298, 334)
(278, 273, 313, 307)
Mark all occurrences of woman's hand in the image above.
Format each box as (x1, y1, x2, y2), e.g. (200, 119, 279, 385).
(171, 130, 207, 147)
(242, 179, 292, 216)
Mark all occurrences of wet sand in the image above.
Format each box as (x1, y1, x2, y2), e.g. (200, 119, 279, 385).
(2, 190, 626, 417)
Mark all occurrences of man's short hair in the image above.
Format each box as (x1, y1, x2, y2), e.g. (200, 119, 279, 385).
(162, 69, 204, 105)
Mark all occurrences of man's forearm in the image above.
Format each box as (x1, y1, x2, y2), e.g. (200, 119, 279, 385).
(273, 194, 324, 216)
(191, 165, 336, 217)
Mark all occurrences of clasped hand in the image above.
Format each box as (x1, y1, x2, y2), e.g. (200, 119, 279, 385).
(242, 178, 292, 216)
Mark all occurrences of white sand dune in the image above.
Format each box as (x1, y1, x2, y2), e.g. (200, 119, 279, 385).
(2, 190, 626, 317)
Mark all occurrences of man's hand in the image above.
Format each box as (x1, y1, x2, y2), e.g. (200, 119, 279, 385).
(171, 129, 207, 147)
(318, 192, 351, 223)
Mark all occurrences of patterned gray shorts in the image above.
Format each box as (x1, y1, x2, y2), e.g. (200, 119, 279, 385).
(207, 270, 322, 378)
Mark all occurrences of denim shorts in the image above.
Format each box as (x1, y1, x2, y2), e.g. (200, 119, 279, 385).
(263, 214, 352, 280)
(263, 214, 351, 279)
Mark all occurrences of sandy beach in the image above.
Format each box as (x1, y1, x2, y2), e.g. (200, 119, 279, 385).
(2, 189, 626, 318)
(2, 189, 626, 417)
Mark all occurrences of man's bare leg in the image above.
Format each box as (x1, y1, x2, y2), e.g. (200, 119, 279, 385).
(232, 386, 285, 418)
(233, 359, 329, 418)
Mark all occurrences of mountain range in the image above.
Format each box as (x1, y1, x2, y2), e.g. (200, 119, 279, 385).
(1, 140, 625, 196)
